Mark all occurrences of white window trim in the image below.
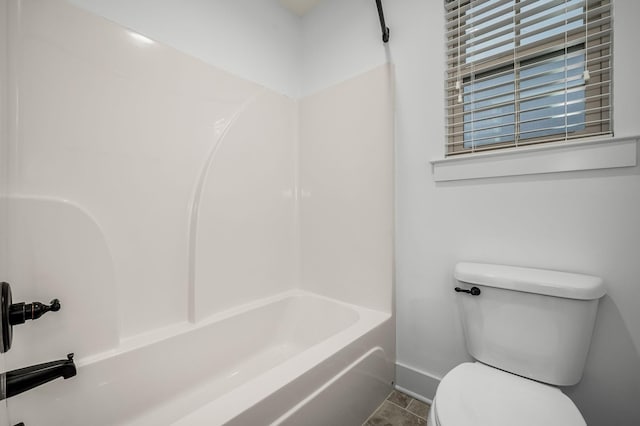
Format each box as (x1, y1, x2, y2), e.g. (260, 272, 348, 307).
(430, 135, 637, 181)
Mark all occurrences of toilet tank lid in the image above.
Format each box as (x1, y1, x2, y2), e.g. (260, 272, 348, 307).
(454, 262, 606, 300)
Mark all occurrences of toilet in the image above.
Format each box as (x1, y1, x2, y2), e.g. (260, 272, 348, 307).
(428, 262, 606, 426)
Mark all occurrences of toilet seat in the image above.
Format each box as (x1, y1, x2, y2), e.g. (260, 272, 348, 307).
(433, 362, 585, 426)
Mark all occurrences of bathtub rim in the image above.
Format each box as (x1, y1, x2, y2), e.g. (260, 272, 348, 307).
(171, 295, 392, 425)
(78, 288, 389, 368)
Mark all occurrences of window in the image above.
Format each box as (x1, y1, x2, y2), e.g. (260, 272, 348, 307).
(445, 0, 612, 156)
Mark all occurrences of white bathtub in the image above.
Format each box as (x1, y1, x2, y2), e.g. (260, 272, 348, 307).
(10, 290, 393, 425)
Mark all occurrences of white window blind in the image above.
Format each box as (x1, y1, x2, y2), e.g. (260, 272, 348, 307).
(445, 0, 612, 156)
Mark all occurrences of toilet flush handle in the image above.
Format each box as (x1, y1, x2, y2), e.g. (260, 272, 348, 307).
(455, 286, 481, 296)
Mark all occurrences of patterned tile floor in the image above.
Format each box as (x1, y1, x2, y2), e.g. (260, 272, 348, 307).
(363, 390, 430, 425)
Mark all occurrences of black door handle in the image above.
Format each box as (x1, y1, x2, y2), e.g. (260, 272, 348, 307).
(455, 286, 481, 296)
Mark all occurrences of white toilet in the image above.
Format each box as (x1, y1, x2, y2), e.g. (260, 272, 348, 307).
(428, 262, 606, 426)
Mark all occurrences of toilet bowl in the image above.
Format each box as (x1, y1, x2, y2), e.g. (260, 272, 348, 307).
(428, 262, 605, 426)
(428, 362, 585, 426)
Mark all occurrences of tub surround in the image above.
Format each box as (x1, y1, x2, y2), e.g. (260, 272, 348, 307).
(299, 65, 394, 313)
(2, 0, 394, 423)
(7, 0, 279, 339)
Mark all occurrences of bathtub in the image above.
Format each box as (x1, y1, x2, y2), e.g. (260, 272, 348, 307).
(10, 290, 394, 425)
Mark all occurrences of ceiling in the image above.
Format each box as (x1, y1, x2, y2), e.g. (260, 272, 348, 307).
(278, 0, 322, 16)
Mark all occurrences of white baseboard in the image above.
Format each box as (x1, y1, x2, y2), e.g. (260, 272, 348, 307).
(395, 362, 441, 403)
(394, 385, 433, 405)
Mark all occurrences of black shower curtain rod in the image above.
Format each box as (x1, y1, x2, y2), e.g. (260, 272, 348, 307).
(375, 0, 390, 43)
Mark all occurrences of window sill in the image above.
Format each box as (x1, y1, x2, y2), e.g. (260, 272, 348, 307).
(430, 136, 638, 182)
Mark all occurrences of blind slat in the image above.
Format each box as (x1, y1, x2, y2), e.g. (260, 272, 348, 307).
(447, 117, 611, 147)
(447, 103, 612, 137)
(447, 23, 611, 67)
(446, 0, 595, 47)
(447, 3, 609, 49)
(445, 130, 613, 155)
(446, 78, 611, 110)
(446, 51, 610, 85)
(446, 91, 611, 126)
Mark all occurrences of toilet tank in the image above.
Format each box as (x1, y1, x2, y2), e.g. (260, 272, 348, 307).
(454, 262, 605, 386)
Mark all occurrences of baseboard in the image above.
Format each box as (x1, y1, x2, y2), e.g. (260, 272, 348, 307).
(394, 385, 433, 405)
(395, 362, 441, 404)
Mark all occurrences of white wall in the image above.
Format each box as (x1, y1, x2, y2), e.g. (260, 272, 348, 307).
(300, 0, 388, 96)
(67, 0, 302, 98)
(303, 0, 640, 424)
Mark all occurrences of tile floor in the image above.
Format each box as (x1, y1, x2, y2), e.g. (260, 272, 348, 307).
(363, 390, 430, 425)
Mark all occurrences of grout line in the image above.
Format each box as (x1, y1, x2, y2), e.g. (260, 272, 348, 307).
(361, 392, 394, 426)
(362, 391, 428, 425)
(385, 398, 410, 411)
(406, 399, 428, 420)
(392, 398, 426, 421)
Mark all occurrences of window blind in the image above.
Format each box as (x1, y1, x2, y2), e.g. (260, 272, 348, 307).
(445, 0, 612, 156)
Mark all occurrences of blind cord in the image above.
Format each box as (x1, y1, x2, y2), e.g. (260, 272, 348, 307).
(584, 0, 591, 83)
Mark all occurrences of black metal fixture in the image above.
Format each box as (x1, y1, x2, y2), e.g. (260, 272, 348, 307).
(1, 282, 61, 353)
(455, 286, 481, 296)
(375, 0, 390, 43)
(2, 353, 77, 400)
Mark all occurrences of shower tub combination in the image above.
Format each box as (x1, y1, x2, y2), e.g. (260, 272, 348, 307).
(2, 1, 395, 424)
(11, 291, 393, 425)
